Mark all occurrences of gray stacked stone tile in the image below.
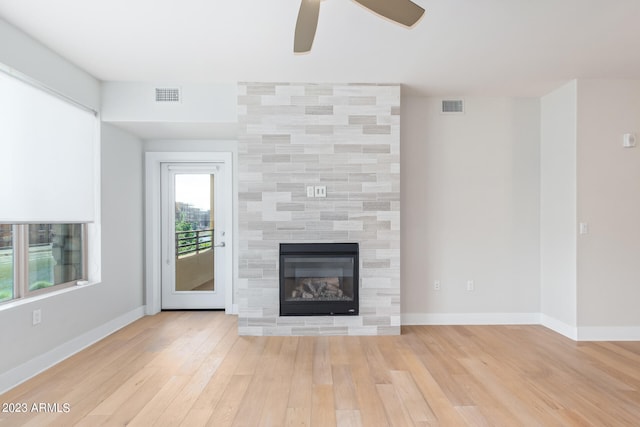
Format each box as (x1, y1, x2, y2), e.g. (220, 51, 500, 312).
(237, 83, 400, 336)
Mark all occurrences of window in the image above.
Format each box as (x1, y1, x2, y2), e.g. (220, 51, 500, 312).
(0, 224, 13, 303)
(0, 224, 87, 304)
(0, 64, 98, 305)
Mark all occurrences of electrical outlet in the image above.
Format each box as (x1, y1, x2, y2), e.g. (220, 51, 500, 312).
(466, 280, 474, 292)
(314, 186, 327, 198)
(434, 280, 441, 291)
(306, 186, 315, 198)
(32, 309, 41, 326)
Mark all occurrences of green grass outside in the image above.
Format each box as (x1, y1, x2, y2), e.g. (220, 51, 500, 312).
(0, 258, 13, 302)
(29, 250, 54, 290)
(0, 249, 55, 302)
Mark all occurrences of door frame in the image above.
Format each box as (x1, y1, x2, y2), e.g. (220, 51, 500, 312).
(161, 162, 226, 309)
(145, 151, 234, 314)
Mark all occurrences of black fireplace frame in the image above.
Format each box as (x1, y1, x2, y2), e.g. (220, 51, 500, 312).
(279, 243, 359, 316)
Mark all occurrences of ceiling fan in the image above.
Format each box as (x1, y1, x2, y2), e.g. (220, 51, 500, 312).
(294, 0, 425, 53)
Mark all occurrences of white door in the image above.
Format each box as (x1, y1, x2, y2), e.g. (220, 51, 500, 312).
(160, 162, 228, 309)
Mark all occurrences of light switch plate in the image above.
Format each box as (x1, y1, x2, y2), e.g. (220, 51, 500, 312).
(623, 133, 636, 148)
(579, 222, 589, 234)
(306, 186, 315, 198)
(33, 309, 41, 325)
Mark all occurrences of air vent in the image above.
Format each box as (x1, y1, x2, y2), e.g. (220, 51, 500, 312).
(441, 99, 464, 114)
(155, 87, 181, 103)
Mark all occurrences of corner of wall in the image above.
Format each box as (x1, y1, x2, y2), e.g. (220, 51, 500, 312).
(0, 307, 145, 395)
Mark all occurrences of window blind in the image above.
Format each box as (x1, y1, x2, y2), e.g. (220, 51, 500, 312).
(0, 69, 98, 223)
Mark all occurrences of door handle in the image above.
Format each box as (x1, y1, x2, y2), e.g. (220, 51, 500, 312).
(214, 242, 226, 248)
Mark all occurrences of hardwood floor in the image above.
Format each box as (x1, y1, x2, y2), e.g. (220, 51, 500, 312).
(1, 312, 639, 426)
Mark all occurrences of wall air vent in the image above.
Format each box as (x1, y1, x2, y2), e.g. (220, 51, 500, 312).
(155, 87, 181, 103)
(441, 99, 464, 114)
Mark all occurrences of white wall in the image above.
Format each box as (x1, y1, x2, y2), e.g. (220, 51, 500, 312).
(0, 19, 145, 392)
(576, 79, 640, 332)
(540, 81, 578, 335)
(99, 123, 145, 313)
(102, 82, 237, 123)
(145, 140, 237, 152)
(102, 82, 238, 139)
(0, 18, 99, 110)
(401, 96, 541, 323)
(539, 79, 640, 340)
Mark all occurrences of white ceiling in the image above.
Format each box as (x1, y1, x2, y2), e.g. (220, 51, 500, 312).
(1, 0, 640, 98)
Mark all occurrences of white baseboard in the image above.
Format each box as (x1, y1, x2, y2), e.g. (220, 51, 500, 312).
(0, 306, 145, 395)
(405, 313, 640, 341)
(540, 314, 578, 340)
(402, 312, 541, 325)
(577, 326, 640, 341)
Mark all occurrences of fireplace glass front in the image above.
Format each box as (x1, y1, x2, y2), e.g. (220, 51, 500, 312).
(280, 243, 359, 316)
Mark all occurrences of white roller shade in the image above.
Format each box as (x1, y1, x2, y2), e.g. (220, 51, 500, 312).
(0, 70, 98, 223)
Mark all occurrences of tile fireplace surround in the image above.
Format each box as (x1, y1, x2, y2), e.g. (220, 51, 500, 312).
(237, 82, 400, 336)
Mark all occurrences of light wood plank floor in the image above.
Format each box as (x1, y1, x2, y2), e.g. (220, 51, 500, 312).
(1, 312, 639, 426)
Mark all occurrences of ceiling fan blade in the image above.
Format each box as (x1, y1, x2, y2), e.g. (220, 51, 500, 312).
(294, 0, 321, 53)
(353, 0, 424, 27)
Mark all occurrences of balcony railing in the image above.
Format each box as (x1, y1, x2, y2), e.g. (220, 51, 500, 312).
(176, 228, 213, 258)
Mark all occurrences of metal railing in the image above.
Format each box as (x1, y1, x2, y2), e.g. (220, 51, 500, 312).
(176, 228, 213, 258)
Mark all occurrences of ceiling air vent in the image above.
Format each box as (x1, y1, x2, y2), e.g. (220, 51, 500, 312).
(155, 87, 181, 103)
(441, 99, 464, 114)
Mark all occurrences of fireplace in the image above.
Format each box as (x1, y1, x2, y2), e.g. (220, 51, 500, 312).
(280, 243, 359, 316)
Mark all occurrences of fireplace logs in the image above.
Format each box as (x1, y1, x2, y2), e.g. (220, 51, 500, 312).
(291, 277, 345, 300)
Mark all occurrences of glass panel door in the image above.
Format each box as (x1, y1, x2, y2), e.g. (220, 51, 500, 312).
(161, 162, 227, 310)
(174, 173, 215, 293)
